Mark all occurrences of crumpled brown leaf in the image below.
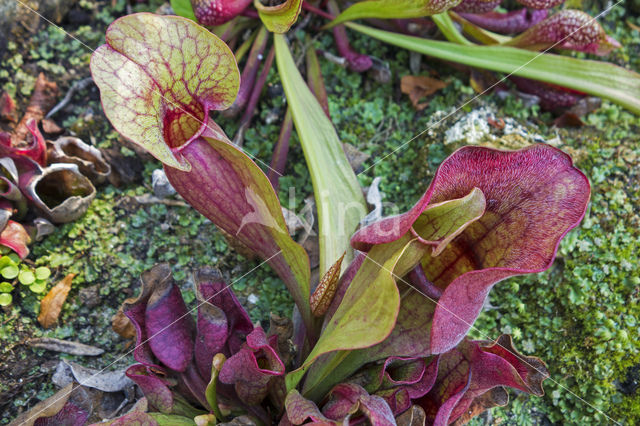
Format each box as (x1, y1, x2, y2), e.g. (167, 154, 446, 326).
(38, 273, 75, 328)
(8, 384, 73, 426)
(14, 73, 58, 144)
(0, 91, 18, 123)
(401, 75, 448, 110)
(111, 305, 136, 340)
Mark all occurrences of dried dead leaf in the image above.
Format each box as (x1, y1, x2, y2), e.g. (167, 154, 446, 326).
(14, 73, 58, 144)
(400, 75, 448, 110)
(310, 252, 345, 317)
(8, 384, 73, 426)
(0, 91, 18, 123)
(396, 405, 426, 426)
(27, 337, 104, 356)
(112, 305, 136, 340)
(38, 273, 75, 328)
(41, 118, 64, 135)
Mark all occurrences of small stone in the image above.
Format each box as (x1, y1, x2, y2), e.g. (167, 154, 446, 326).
(247, 294, 258, 304)
(152, 168, 176, 198)
(78, 285, 100, 309)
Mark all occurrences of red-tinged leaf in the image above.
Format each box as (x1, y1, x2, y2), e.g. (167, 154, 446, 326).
(458, 9, 548, 35)
(418, 337, 549, 424)
(311, 252, 345, 317)
(255, 0, 302, 33)
(0, 220, 31, 259)
(165, 132, 313, 332)
(144, 268, 195, 373)
(304, 291, 437, 401)
(90, 13, 239, 170)
(196, 268, 253, 356)
(450, 387, 508, 425)
(376, 387, 412, 416)
(453, 0, 500, 15)
(506, 10, 621, 55)
(478, 334, 548, 395)
(323, 383, 396, 426)
(218, 327, 285, 405)
(122, 267, 165, 368)
(381, 357, 428, 389)
(302, 188, 486, 398)
(32, 401, 88, 426)
(291, 235, 428, 394)
(122, 264, 194, 372)
(510, 76, 582, 111)
(126, 364, 175, 414)
(91, 14, 313, 332)
(284, 390, 333, 425)
(352, 145, 589, 354)
(0, 119, 47, 166)
(516, 0, 564, 8)
(193, 268, 252, 379)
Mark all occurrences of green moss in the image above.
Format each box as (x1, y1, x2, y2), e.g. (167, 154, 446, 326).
(1, 1, 639, 423)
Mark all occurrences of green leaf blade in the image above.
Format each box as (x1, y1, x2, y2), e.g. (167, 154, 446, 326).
(274, 34, 367, 275)
(348, 23, 640, 114)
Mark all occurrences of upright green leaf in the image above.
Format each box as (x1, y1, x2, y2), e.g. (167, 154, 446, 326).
(274, 34, 367, 275)
(328, 0, 462, 27)
(431, 12, 472, 46)
(348, 23, 640, 114)
(170, 0, 197, 21)
(285, 235, 428, 391)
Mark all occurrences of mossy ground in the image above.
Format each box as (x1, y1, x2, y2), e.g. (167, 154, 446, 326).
(0, 1, 638, 424)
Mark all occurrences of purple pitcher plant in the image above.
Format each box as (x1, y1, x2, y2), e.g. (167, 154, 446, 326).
(27, 12, 592, 425)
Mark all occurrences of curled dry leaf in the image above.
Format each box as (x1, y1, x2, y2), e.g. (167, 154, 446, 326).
(23, 162, 96, 224)
(14, 73, 58, 144)
(38, 273, 75, 328)
(0, 91, 18, 123)
(49, 137, 111, 184)
(400, 75, 448, 110)
(112, 305, 136, 340)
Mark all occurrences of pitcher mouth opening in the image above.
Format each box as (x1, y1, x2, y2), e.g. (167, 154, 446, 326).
(162, 102, 208, 150)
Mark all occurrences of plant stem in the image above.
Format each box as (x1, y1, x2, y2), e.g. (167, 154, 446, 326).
(234, 45, 276, 146)
(268, 107, 293, 191)
(224, 25, 269, 118)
